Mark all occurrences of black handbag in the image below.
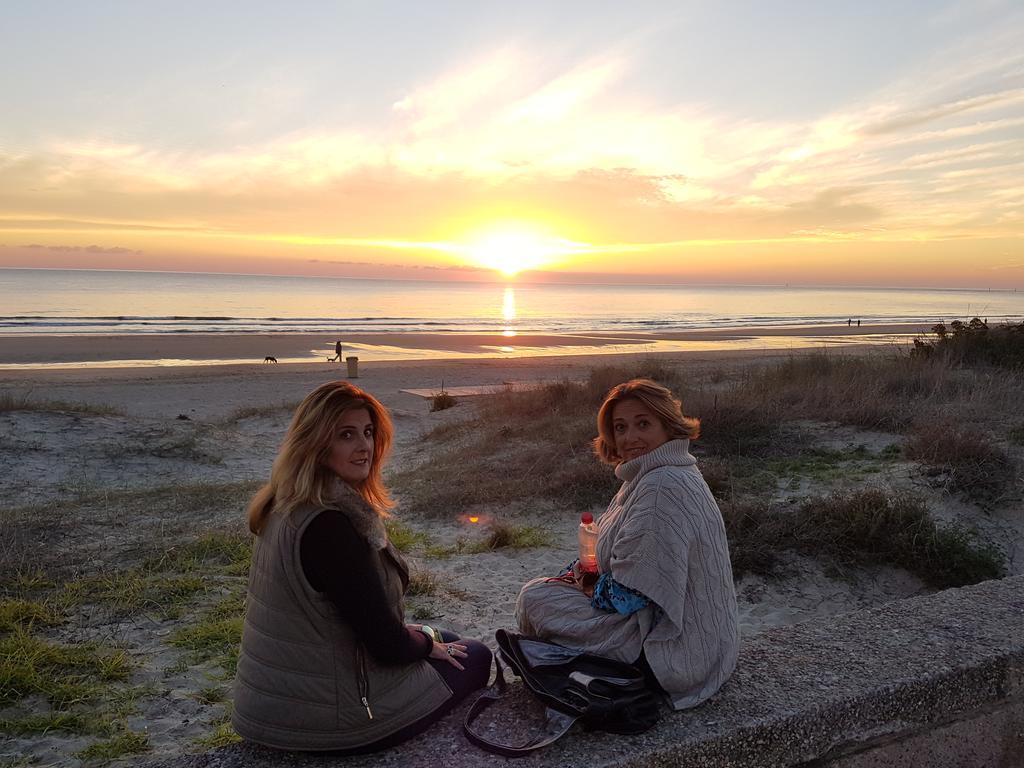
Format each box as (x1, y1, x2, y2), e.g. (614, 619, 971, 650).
(463, 629, 661, 757)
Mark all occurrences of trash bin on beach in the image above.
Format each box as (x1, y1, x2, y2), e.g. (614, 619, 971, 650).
(346, 356, 359, 378)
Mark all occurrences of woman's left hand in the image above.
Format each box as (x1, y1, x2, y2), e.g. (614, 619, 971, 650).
(429, 640, 467, 670)
(571, 561, 597, 597)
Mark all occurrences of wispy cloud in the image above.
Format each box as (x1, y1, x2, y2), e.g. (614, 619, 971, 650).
(23, 243, 143, 255)
(2, 12, 1022, 285)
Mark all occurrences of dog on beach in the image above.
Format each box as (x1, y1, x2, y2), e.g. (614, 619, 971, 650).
(263, 356, 278, 364)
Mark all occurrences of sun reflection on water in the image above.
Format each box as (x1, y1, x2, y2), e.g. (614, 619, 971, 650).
(501, 286, 517, 340)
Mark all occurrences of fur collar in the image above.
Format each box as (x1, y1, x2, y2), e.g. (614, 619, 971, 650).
(323, 478, 388, 550)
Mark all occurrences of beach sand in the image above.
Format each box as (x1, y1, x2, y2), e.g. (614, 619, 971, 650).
(2, 335, 1019, 766)
(0, 323, 932, 367)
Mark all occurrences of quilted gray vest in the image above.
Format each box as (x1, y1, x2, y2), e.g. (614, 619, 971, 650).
(232, 492, 451, 750)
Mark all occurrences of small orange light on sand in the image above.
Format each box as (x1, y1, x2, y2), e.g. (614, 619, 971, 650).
(468, 516, 480, 524)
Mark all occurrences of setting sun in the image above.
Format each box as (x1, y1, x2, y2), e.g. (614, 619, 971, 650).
(465, 227, 564, 276)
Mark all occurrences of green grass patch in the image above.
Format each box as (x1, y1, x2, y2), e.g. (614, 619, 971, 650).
(0, 598, 63, 632)
(170, 592, 245, 677)
(879, 443, 902, 459)
(764, 448, 885, 483)
(62, 573, 209, 621)
(421, 523, 548, 559)
(0, 627, 130, 709)
(422, 541, 462, 560)
(0, 710, 107, 737)
(385, 519, 431, 553)
(723, 489, 1005, 588)
(74, 730, 150, 762)
(195, 686, 226, 705)
(195, 717, 241, 748)
(464, 523, 547, 553)
(145, 530, 252, 576)
(7, 571, 55, 593)
(1, 481, 260, 582)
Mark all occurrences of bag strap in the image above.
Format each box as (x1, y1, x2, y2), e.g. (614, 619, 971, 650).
(463, 656, 580, 757)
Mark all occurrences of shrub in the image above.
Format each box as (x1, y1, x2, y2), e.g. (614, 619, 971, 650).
(911, 318, 1024, 368)
(905, 421, 1017, 503)
(721, 490, 1004, 588)
(429, 390, 457, 412)
(689, 390, 782, 457)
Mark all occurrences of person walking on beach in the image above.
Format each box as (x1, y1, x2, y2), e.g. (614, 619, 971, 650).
(233, 381, 491, 753)
(516, 379, 739, 710)
(329, 339, 342, 362)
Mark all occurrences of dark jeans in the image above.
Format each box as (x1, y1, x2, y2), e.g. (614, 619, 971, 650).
(329, 630, 492, 755)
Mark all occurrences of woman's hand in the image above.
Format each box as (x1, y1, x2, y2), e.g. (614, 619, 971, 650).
(571, 561, 598, 598)
(428, 640, 468, 670)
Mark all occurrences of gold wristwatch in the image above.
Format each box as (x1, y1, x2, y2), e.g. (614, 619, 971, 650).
(418, 625, 441, 643)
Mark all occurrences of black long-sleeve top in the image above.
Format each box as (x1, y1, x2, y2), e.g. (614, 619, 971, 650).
(299, 510, 432, 665)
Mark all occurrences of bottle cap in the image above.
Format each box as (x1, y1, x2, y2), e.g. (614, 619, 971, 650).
(580, 512, 593, 524)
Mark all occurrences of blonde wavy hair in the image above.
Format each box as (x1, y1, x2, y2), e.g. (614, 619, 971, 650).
(247, 381, 394, 534)
(593, 378, 700, 465)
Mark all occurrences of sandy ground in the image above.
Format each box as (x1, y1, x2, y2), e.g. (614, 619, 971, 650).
(1, 340, 1020, 766)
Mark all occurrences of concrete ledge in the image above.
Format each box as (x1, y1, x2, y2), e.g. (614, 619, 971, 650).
(145, 575, 1023, 767)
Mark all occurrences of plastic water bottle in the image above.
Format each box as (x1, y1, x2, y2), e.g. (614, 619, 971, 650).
(578, 512, 598, 573)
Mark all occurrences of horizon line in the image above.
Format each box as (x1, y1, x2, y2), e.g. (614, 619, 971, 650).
(1, 265, 1022, 294)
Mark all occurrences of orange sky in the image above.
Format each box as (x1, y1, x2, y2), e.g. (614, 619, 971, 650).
(1, 3, 1022, 288)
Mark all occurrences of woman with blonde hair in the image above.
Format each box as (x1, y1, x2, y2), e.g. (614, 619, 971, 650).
(516, 378, 738, 710)
(233, 381, 491, 753)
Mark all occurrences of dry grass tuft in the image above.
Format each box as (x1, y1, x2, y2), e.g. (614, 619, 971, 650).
(0, 391, 123, 416)
(905, 421, 1017, 504)
(466, 522, 547, 553)
(406, 568, 441, 596)
(394, 351, 1024, 514)
(222, 401, 299, 423)
(395, 362, 693, 515)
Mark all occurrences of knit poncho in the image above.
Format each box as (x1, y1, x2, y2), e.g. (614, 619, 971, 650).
(516, 439, 739, 709)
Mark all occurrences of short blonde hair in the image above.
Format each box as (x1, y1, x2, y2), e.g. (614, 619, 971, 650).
(247, 381, 394, 534)
(593, 378, 699, 465)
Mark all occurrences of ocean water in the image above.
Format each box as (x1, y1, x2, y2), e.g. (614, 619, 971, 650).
(1, 268, 1021, 335)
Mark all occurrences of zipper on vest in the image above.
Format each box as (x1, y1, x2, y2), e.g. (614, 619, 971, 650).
(356, 647, 373, 719)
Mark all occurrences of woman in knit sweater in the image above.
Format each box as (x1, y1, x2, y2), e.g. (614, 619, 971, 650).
(516, 378, 739, 709)
(233, 381, 491, 752)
